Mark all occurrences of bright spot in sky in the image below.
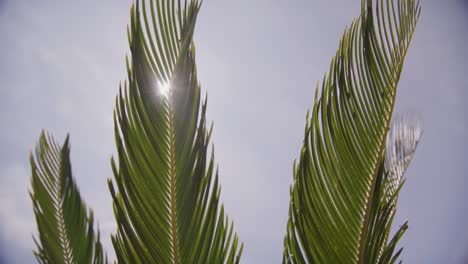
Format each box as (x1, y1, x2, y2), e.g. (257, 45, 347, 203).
(158, 80, 171, 97)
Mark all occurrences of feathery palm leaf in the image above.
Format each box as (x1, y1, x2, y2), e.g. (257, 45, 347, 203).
(283, 0, 421, 263)
(108, 0, 242, 263)
(30, 132, 107, 264)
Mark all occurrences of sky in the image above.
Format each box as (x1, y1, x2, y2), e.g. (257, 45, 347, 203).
(0, 0, 467, 263)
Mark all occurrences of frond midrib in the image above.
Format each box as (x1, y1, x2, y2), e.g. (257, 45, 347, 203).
(54, 157, 73, 264)
(167, 96, 180, 264)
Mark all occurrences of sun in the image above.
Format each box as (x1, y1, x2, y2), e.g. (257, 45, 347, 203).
(158, 80, 171, 98)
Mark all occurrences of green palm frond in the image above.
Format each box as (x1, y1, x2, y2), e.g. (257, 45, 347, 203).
(30, 132, 107, 264)
(282, 0, 421, 263)
(107, 0, 242, 263)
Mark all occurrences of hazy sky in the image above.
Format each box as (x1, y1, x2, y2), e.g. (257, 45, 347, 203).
(1, 0, 467, 263)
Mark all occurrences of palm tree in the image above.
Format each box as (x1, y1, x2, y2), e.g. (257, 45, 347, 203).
(29, 0, 421, 263)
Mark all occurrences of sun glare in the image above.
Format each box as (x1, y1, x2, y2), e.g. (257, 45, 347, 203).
(158, 80, 171, 98)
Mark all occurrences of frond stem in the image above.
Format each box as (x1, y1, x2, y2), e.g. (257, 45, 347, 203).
(55, 165, 73, 264)
(167, 96, 180, 264)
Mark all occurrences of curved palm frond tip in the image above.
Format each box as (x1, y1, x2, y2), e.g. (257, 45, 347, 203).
(283, 0, 421, 263)
(108, 0, 243, 263)
(30, 131, 107, 264)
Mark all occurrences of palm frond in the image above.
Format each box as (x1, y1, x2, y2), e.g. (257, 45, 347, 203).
(108, 0, 242, 263)
(30, 131, 107, 264)
(282, 0, 421, 263)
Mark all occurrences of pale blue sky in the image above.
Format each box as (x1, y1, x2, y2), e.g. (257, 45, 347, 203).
(0, 0, 467, 263)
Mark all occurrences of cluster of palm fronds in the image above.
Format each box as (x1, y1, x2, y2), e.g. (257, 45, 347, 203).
(29, 0, 421, 263)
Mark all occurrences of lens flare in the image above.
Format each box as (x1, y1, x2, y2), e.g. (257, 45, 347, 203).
(158, 80, 171, 97)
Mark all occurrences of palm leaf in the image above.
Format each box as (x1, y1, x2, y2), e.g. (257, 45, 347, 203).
(30, 131, 107, 264)
(282, 0, 421, 263)
(107, 0, 242, 263)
